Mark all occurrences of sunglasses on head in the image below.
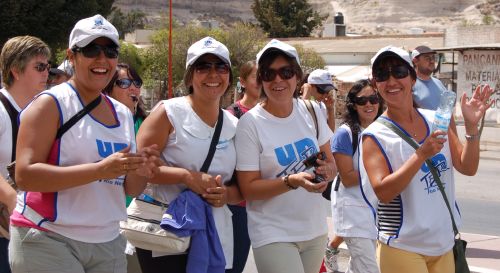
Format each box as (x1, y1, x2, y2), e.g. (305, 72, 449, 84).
(34, 62, 51, 73)
(73, 43, 119, 59)
(116, 78, 142, 89)
(354, 94, 380, 106)
(373, 65, 410, 82)
(194, 61, 230, 74)
(260, 66, 296, 82)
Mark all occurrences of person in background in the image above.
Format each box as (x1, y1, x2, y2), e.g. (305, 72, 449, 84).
(9, 15, 157, 273)
(325, 79, 383, 273)
(225, 60, 260, 273)
(227, 60, 260, 119)
(47, 60, 73, 88)
(102, 62, 147, 134)
(300, 69, 336, 132)
(126, 36, 242, 273)
(235, 39, 337, 273)
(360, 45, 492, 273)
(0, 35, 51, 273)
(411, 45, 446, 110)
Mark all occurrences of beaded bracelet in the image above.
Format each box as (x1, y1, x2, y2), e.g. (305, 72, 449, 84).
(283, 174, 297, 190)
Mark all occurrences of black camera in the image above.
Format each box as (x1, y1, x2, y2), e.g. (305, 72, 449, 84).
(302, 151, 326, 183)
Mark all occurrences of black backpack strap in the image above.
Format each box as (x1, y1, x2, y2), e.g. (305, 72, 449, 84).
(0, 92, 19, 161)
(55, 95, 102, 139)
(352, 130, 359, 155)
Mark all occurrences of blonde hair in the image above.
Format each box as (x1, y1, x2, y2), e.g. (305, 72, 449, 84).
(1, 36, 51, 88)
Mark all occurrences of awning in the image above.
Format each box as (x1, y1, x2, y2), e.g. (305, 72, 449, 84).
(326, 65, 371, 83)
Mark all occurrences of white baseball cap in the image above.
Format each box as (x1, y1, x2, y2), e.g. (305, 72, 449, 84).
(185, 36, 231, 68)
(256, 39, 300, 66)
(371, 45, 413, 69)
(69, 14, 119, 49)
(307, 69, 336, 93)
(50, 60, 73, 76)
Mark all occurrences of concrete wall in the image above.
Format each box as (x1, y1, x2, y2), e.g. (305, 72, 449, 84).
(445, 25, 500, 47)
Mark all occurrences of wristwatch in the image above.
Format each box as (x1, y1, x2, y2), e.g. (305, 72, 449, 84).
(464, 134, 480, 141)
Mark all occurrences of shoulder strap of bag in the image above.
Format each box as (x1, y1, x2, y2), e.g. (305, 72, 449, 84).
(303, 99, 319, 139)
(0, 92, 19, 162)
(232, 103, 243, 119)
(376, 117, 459, 236)
(55, 95, 101, 139)
(200, 108, 223, 173)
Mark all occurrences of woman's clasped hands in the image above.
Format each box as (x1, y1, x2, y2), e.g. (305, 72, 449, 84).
(98, 144, 161, 179)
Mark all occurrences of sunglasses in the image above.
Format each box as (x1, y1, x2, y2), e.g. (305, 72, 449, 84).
(260, 66, 296, 82)
(420, 54, 438, 62)
(116, 78, 142, 89)
(34, 62, 51, 73)
(354, 94, 380, 106)
(194, 62, 230, 74)
(73, 44, 119, 59)
(373, 65, 410, 82)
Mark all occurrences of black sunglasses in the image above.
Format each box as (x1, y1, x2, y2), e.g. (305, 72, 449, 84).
(260, 66, 296, 82)
(34, 62, 51, 73)
(194, 62, 230, 74)
(373, 65, 410, 82)
(73, 44, 119, 59)
(116, 78, 142, 89)
(354, 94, 380, 106)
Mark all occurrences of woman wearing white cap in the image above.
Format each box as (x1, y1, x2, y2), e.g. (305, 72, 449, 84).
(126, 36, 241, 273)
(359, 46, 492, 273)
(9, 15, 157, 273)
(235, 39, 337, 273)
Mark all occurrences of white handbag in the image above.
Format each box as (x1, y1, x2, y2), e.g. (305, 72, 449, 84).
(120, 197, 190, 253)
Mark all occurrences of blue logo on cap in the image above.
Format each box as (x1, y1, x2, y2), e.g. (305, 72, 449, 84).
(92, 17, 108, 30)
(204, 38, 213, 47)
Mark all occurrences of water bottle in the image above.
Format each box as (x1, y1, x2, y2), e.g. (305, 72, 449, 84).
(431, 89, 457, 137)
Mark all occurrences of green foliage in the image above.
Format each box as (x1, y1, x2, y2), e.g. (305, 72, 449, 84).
(141, 23, 267, 101)
(0, 0, 114, 60)
(482, 15, 494, 25)
(251, 0, 327, 37)
(118, 42, 144, 75)
(108, 8, 147, 39)
(295, 44, 326, 73)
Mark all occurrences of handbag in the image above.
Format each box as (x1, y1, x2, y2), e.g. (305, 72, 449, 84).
(377, 118, 470, 273)
(120, 108, 224, 253)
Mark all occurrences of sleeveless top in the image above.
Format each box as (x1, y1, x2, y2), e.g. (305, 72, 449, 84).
(11, 82, 135, 243)
(359, 108, 461, 256)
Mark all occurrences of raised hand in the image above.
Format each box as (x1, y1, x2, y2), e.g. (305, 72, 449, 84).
(416, 130, 447, 159)
(461, 84, 494, 127)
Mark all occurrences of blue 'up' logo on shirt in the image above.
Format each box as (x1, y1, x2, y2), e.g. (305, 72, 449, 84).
(274, 137, 317, 177)
(419, 153, 450, 194)
(96, 139, 128, 158)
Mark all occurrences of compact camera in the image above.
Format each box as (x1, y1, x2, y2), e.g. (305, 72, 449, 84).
(302, 151, 326, 183)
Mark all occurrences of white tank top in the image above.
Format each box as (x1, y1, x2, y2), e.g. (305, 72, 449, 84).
(11, 82, 135, 243)
(359, 109, 461, 256)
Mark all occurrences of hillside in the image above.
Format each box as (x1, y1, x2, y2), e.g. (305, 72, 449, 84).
(115, 0, 500, 35)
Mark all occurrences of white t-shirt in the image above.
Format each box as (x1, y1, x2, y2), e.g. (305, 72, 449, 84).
(11, 83, 135, 243)
(330, 124, 377, 239)
(0, 88, 21, 179)
(236, 98, 333, 248)
(154, 97, 238, 268)
(359, 109, 460, 256)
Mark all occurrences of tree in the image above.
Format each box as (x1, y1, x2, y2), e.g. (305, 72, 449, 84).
(0, 0, 114, 57)
(252, 0, 327, 38)
(141, 23, 267, 103)
(294, 44, 326, 74)
(109, 8, 147, 39)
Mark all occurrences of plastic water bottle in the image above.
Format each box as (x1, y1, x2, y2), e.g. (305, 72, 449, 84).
(431, 89, 457, 136)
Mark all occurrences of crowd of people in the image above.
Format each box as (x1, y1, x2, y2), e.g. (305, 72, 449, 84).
(0, 13, 493, 273)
